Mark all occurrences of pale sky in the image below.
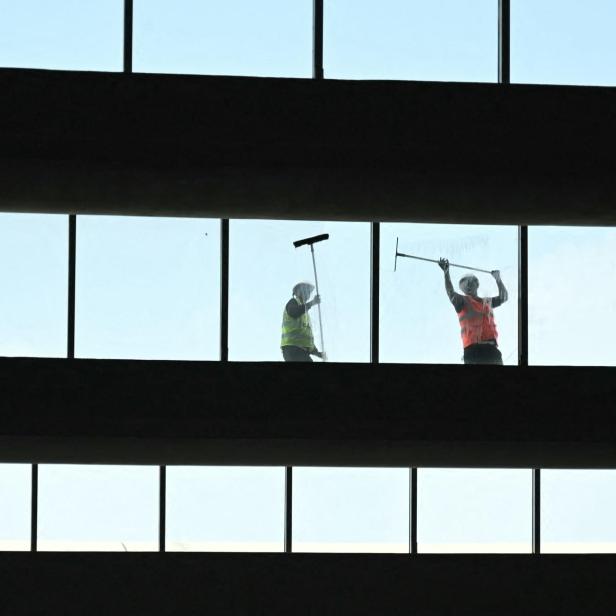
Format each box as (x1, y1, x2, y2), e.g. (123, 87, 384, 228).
(1, 1, 615, 553)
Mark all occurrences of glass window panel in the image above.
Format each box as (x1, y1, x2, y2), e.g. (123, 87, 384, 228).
(0, 0, 123, 71)
(418, 468, 532, 553)
(0, 464, 31, 551)
(325, 0, 497, 82)
(542, 470, 616, 553)
(38, 465, 158, 551)
(75, 216, 220, 360)
(529, 226, 616, 366)
(293, 467, 409, 553)
(0, 214, 68, 358)
(134, 0, 312, 78)
(166, 466, 285, 552)
(512, 0, 616, 86)
(230, 220, 370, 362)
(380, 223, 518, 364)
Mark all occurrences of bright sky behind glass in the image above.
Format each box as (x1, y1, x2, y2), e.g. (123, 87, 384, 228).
(1, 1, 615, 552)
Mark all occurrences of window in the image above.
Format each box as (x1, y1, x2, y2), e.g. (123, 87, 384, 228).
(418, 469, 532, 553)
(529, 226, 616, 366)
(512, 0, 616, 86)
(0, 214, 68, 358)
(133, 0, 312, 78)
(324, 0, 497, 82)
(0, 464, 30, 551)
(229, 220, 370, 362)
(38, 465, 158, 551)
(542, 470, 616, 553)
(0, 0, 123, 71)
(75, 216, 220, 360)
(166, 466, 285, 552)
(380, 223, 518, 364)
(293, 467, 409, 553)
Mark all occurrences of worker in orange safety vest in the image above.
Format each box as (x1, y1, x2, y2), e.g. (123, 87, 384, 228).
(438, 258, 508, 365)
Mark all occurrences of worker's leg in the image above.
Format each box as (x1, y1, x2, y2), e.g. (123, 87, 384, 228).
(282, 346, 313, 362)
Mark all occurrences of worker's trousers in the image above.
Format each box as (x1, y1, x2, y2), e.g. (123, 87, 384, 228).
(463, 343, 503, 365)
(281, 346, 313, 362)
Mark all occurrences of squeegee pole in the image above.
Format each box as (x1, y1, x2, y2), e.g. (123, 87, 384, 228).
(395, 251, 493, 275)
(310, 244, 326, 360)
(394, 237, 399, 272)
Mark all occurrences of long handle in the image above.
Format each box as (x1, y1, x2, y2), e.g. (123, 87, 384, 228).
(396, 251, 493, 275)
(310, 244, 326, 360)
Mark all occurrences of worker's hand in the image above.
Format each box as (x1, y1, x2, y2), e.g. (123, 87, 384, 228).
(309, 294, 321, 308)
(491, 270, 501, 280)
(438, 258, 449, 273)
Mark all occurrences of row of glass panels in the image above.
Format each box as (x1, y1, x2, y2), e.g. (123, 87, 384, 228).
(1, 1, 615, 87)
(1, 214, 612, 366)
(2, 465, 614, 553)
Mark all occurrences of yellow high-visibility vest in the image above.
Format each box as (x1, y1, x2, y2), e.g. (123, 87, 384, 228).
(281, 300, 314, 349)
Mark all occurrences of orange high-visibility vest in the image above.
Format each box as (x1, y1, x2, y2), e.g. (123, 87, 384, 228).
(458, 296, 498, 348)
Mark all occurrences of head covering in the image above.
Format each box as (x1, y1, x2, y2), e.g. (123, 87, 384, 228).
(459, 274, 479, 294)
(293, 281, 315, 299)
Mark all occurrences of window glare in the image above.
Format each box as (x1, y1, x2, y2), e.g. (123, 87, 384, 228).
(325, 0, 497, 82)
(0, 464, 31, 551)
(0, 0, 123, 71)
(0, 214, 68, 358)
(37, 465, 159, 552)
(512, 0, 616, 86)
(418, 469, 533, 553)
(134, 0, 312, 77)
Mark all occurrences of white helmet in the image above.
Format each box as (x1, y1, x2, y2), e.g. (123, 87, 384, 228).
(293, 281, 314, 299)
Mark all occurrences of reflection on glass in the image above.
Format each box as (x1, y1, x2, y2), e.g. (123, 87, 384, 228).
(543, 470, 616, 553)
(0, 0, 123, 71)
(324, 0, 497, 82)
(75, 216, 220, 360)
(0, 214, 68, 358)
(293, 467, 409, 553)
(0, 464, 31, 551)
(512, 0, 616, 86)
(134, 0, 312, 77)
(418, 469, 532, 553)
(166, 466, 285, 552)
(38, 465, 158, 552)
(529, 226, 616, 366)
(229, 220, 370, 362)
(380, 224, 518, 364)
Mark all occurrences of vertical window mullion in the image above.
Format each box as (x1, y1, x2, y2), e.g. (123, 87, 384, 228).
(498, 0, 510, 84)
(67, 215, 76, 359)
(533, 468, 541, 554)
(220, 219, 229, 362)
(124, 0, 133, 73)
(370, 222, 380, 364)
(30, 463, 38, 552)
(518, 225, 528, 367)
(159, 465, 166, 552)
(285, 466, 293, 553)
(410, 467, 417, 554)
(313, 0, 324, 79)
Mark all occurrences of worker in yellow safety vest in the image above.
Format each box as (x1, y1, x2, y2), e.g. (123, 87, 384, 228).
(438, 258, 508, 365)
(281, 282, 324, 362)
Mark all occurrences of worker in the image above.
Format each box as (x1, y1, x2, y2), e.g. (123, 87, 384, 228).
(438, 258, 508, 365)
(281, 282, 324, 362)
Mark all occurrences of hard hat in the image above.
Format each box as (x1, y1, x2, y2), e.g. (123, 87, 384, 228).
(293, 281, 315, 297)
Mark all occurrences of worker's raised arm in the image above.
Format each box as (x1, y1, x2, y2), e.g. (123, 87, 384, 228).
(438, 258, 458, 304)
(491, 270, 508, 306)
